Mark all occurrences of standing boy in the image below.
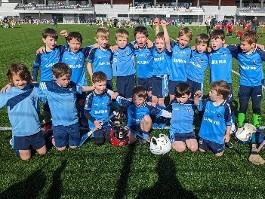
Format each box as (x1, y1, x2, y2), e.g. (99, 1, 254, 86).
(168, 27, 192, 102)
(87, 27, 113, 89)
(112, 28, 136, 98)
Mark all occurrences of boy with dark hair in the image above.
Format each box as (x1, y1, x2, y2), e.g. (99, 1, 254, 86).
(194, 80, 232, 157)
(84, 71, 113, 145)
(113, 85, 172, 143)
(133, 26, 153, 97)
(208, 29, 233, 103)
(32, 28, 65, 131)
(166, 83, 198, 152)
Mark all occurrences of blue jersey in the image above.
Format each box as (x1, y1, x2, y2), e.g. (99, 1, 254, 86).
(208, 47, 233, 83)
(32, 45, 65, 82)
(61, 46, 91, 86)
(167, 100, 195, 135)
(88, 48, 112, 80)
(84, 91, 112, 129)
(38, 81, 82, 126)
(228, 45, 265, 86)
(170, 42, 191, 81)
(112, 44, 136, 76)
(186, 50, 209, 83)
(151, 47, 171, 76)
(198, 99, 232, 144)
(116, 96, 162, 127)
(134, 46, 153, 78)
(0, 84, 41, 137)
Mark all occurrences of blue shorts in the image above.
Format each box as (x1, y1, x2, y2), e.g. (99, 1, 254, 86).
(93, 126, 111, 144)
(152, 76, 163, 98)
(52, 122, 80, 148)
(170, 132, 196, 142)
(187, 78, 203, 97)
(14, 131, 45, 150)
(117, 75, 136, 98)
(168, 80, 186, 95)
(198, 138, 225, 154)
(138, 77, 152, 91)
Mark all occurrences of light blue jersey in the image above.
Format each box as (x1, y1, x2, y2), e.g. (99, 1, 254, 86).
(38, 81, 82, 126)
(167, 100, 195, 135)
(32, 46, 65, 82)
(198, 99, 232, 144)
(186, 50, 209, 83)
(134, 46, 153, 78)
(61, 46, 91, 86)
(112, 44, 136, 76)
(169, 42, 191, 81)
(151, 47, 171, 76)
(229, 45, 265, 86)
(88, 48, 112, 80)
(208, 47, 233, 83)
(0, 85, 41, 137)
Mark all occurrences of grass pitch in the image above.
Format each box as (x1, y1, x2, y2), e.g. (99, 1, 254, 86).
(0, 24, 265, 199)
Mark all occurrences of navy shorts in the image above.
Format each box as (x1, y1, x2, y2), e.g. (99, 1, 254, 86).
(168, 80, 186, 95)
(170, 132, 196, 142)
(117, 75, 136, 98)
(138, 77, 152, 91)
(93, 126, 111, 145)
(14, 131, 45, 150)
(52, 122, 80, 147)
(187, 78, 203, 97)
(152, 76, 163, 98)
(198, 138, 225, 154)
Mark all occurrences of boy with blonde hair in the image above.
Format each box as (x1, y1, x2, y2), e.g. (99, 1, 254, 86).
(87, 27, 113, 89)
(168, 27, 192, 102)
(112, 28, 136, 98)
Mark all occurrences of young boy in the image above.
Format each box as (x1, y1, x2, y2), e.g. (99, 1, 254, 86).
(208, 29, 233, 103)
(133, 26, 153, 97)
(194, 80, 232, 157)
(166, 83, 198, 152)
(38, 63, 92, 151)
(87, 27, 113, 89)
(32, 28, 65, 131)
(112, 28, 136, 98)
(168, 27, 192, 102)
(114, 86, 172, 144)
(151, 18, 171, 107)
(186, 33, 209, 98)
(61, 31, 92, 128)
(228, 30, 265, 128)
(227, 31, 265, 165)
(84, 71, 113, 145)
(0, 63, 46, 160)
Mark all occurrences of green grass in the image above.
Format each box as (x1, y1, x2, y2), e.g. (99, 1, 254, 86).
(0, 24, 265, 199)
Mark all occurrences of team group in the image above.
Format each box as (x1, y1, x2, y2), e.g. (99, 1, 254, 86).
(0, 18, 264, 161)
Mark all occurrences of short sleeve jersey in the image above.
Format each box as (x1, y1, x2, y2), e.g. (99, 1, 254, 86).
(0, 84, 41, 136)
(134, 46, 153, 78)
(151, 47, 171, 76)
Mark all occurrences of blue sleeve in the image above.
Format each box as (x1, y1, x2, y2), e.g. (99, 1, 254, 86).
(227, 44, 240, 58)
(0, 91, 9, 108)
(198, 99, 207, 111)
(81, 46, 92, 58)
(224, 103, 232, 126)
(84, 93, 93, 111)
(32, 54, 41, 81)
(128, 43, 135, 51)
(116, 96, 131, 108)
(147, 104, 162, 117)
(36, 83, 48, 102)
(256, 48, 265, 61)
